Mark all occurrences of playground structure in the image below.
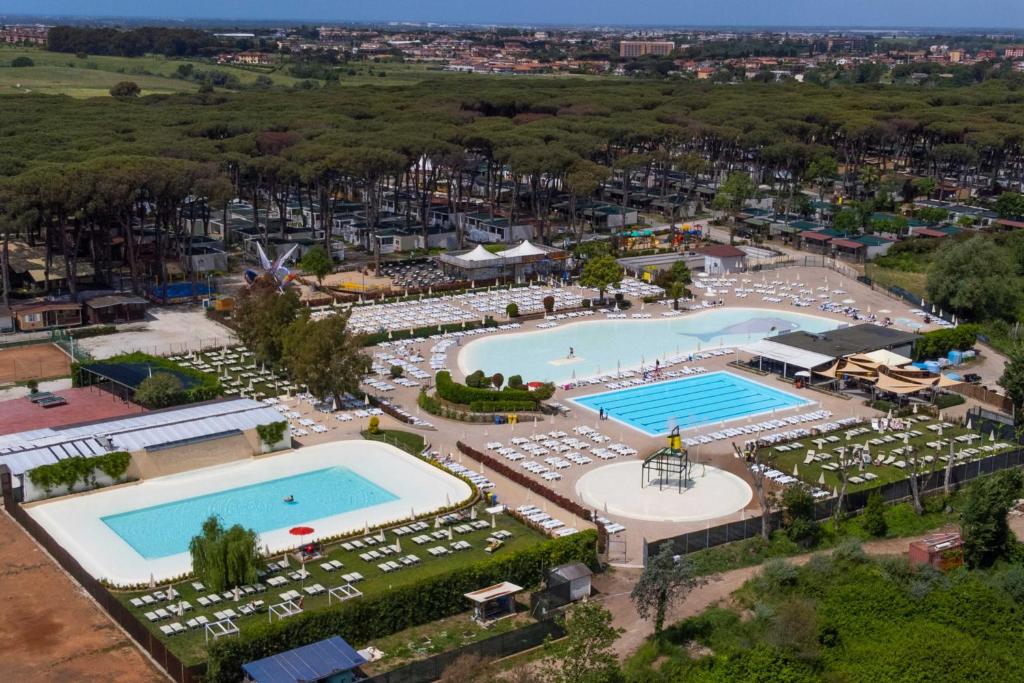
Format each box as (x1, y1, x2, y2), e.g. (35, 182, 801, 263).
(641, 426, 694, 493)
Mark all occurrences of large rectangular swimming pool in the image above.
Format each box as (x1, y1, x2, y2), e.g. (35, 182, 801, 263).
(572, 371, 811, 436)
(102, 466, 398, 559)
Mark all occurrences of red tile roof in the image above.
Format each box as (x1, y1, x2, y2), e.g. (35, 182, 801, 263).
(800, 231, 832, 242)
(916, 228, 949, 238)
(831, 239, 864, 249)
(0, 387, 145, 436)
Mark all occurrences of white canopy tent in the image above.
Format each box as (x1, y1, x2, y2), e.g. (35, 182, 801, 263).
(459, 244, 503, 262)
(740, 339, 835, 373)
(497, 240, 547, 258)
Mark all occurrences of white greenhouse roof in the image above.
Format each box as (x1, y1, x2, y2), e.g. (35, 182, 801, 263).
(0, 399, 282, 476)
(739, 340, 835, 370)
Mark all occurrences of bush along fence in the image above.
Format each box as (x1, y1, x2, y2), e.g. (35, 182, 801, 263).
(456, 442, 607, 553)
(363, 619, 566, 683)
(646, 448, 1024, 563)
(205, 530, 598, 683)
(0, 464, 204, 683)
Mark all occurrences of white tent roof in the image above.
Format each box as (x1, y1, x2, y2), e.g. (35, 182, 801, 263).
(497, 240, 547, 258)
(740, 340, 835, 370)
(862, 348, 912, 367)
(459, 245, 502, 262)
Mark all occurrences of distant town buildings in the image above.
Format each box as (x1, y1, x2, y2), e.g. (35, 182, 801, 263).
(619, 41, 675, 58)
(0, 25, 49, 45)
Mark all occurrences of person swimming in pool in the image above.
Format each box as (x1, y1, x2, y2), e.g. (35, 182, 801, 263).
(568, 347, 575, 358)
(283, 495, 295, 503)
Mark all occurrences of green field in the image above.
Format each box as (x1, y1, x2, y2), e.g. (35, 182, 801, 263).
(768, 415, 1014, 494)
(0, 46, 440, 97)
(115, 501, 547, 665)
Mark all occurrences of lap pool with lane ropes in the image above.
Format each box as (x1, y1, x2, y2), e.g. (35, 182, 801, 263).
(572, 371, 812, 436)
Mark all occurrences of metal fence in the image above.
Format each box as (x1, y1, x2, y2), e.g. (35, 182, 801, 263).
(363, 619, 565, 683)
(0, 465, 205, 683)
(647, 448, 1024, 562)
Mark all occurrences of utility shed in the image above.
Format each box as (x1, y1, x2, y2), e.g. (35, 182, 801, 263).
(547, 562, 593, 603)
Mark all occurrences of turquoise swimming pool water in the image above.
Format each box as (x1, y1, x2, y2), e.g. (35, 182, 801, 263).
(457, 307, 839, 384)
(101, 467, 398, 559)
(572, 371, 811, 436)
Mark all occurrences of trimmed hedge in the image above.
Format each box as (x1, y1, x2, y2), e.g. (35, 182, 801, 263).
(436, 371, 553, 406)
(469, 400, 537, 412)
(457, 441, 595, 530)
(935, 393, 966, 409)
(206, 530, 597, 682)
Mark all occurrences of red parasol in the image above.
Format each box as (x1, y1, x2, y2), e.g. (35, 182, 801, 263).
(289, 526, 314, 536)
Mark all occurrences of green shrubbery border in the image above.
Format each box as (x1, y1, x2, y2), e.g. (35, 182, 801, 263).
(255, 421, 288, 447)
(435, 371, 553, 406)
(27, 451, 131, 496)
(206, 530, 598, 682)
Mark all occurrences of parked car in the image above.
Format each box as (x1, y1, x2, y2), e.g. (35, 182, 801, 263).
(963, 373, 982, 384)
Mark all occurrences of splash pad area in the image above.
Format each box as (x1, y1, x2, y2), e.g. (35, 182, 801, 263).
(574, 460, 753, 523)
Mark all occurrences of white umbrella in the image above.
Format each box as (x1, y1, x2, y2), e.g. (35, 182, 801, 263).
(394, 537, 401, 553)
(470, 506, 477, 520)
(793, 464, 800, 476)
(818, 472, 826, 485)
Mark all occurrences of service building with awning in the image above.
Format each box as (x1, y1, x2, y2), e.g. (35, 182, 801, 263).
(739, 339, 835, 378)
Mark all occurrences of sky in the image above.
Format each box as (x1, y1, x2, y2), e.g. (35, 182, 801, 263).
(5, 0, 1024, 28)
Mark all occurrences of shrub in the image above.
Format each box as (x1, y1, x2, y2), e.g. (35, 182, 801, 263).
(542, 295, 555, 313)
(133, 372, 183, 409)
(507, 374, 524, 389)
(255, 421, 288, 447)
(1001, 565, 1024, 604)
(26, 379, 38, 394)
(862, 492, 888, 537)
(491, 372, 504, 389)
(912, 324, 979, 360)
(368, 416, 380, 434)
(759, 558, 798, 590)
(506, 302, 519, 318)
(11, 56, 34, 67)
(934, 393, 965, 409)
(389, 364, 404, 378)
(27, 451, 131, 496)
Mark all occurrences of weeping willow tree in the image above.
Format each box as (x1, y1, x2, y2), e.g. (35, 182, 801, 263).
(189, 515, 260, 592)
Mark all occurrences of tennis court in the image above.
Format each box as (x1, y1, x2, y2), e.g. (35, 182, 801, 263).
(0, 343, 71, 383)
(572, 371, 811, 436)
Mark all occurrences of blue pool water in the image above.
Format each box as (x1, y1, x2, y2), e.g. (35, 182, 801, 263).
(457, 308, 840, 384)
(102, 467, 398, 559)
(572, 371, 811, 436)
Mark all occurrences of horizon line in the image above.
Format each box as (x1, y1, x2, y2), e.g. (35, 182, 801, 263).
(1, 14, 1022, 32)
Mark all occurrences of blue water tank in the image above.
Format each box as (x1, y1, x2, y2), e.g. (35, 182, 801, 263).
(948, 350, 962, 365)
(912, 362, 928, 370)
(924, 361, 941, 374)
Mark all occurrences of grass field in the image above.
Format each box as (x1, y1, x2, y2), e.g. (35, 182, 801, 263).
(768, 415, 1014, 494)
(864, 263, 929, 299)
(115, 501, 547, 665)
(0, 46, 443, 97)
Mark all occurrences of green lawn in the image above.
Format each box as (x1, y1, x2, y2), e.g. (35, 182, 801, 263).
(864, 263, 929, 299)
(362, 429, 427, 455)
(114, 502, 547, 665)
(768, 415, 1014, 494)
(0, 46, 445, 97)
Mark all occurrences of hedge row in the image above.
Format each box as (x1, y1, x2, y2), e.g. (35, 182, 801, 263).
(436, 371, 552, 406)
(468, 400, 537, 412)
(206, 530, 597, 682)
(935, 393, 966, 409)
(457, 441, 595, 528)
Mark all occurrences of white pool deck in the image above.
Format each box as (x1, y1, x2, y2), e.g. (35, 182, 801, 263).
(575, 461, 753, 523)
(26, 441, 472, 586)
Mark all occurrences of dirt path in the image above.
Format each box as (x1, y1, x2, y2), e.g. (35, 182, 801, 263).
(0, 510, 166, 682)
(596, 530, 958, 657)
